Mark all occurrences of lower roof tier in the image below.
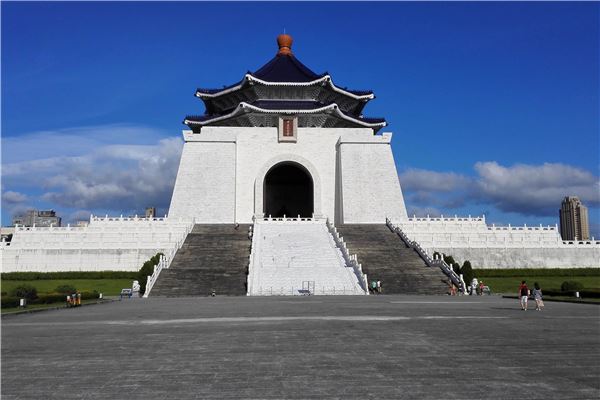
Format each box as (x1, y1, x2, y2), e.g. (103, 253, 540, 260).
(184, 102, 386, 133)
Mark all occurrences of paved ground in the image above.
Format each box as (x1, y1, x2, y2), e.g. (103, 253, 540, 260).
(2, 295, 599, 399)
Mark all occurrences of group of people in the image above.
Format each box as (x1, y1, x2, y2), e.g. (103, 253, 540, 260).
(518, 280, 544, 311)
(472, 279, 487, 295)
(370, 280, 382, 294)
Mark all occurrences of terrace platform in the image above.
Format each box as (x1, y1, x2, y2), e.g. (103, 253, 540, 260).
(2, 295, 599, 399)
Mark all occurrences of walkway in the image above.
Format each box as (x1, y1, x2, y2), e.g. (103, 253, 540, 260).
(2, 296, 599, 399)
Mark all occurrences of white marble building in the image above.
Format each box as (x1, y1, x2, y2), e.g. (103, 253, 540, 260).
(168, 127, 406, 224)
(169, 34, 406, 224)
(2, 34, 598, 273)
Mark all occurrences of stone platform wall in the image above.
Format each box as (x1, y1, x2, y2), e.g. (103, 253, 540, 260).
(0, 216, 193, 272)
(430, 246, 600, 269)
(392, 217, 600, 269)
(168, 127, 408, 224)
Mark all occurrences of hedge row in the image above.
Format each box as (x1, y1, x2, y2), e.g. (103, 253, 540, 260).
(138, 253, 163, 295)
(472, 268, 600, 278)
(542, 289, 600, 299)
(1, 291, 100, 308)
(1, 271, 138, 281)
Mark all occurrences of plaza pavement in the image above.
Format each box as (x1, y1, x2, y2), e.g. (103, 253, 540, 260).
(2, 295, 599, 399)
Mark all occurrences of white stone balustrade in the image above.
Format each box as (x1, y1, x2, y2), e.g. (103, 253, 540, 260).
(325, 219, 369, 293)
(386, 219, 466, 293)
(1, 216, 194, 272)
(389, 217, 600, 269)
(143, 225, 193, 298)
(395, 215, 599, 249)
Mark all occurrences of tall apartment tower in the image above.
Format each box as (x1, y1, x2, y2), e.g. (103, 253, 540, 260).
(559, 196, 590, 240)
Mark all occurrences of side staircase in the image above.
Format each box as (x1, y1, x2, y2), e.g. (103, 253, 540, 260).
(336, 224, 448, 294)
(151, 224, 250, 296)
(248, 219, 367, 295)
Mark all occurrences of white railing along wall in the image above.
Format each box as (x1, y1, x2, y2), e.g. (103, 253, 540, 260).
(326, 219, 369, 293)
(246, 224, 257, 295)
(143, 220, 194, 297)
(396, 216, 599, 249)
(253, 286, 363, 296)
(387, 218, 466, 293)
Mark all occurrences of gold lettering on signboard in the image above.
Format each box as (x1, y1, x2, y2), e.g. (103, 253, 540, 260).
(283, 119, 294, 136)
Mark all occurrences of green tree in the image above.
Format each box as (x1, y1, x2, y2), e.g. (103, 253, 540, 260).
(452, 263, 461, 275)
(443, 255, 455, 266)
(461, 260, 474, 284)
(138, 252, 164, 295)
(11, 284, 38, 300)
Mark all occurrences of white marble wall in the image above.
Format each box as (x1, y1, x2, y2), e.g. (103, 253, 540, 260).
(339, 132, 408, 223)
(393, 217, 600, 268)
(168, 127, 409, 224)
(168, 139, 236, 222)
(0, 217, 193, 272)
(431, 247, 600, 269)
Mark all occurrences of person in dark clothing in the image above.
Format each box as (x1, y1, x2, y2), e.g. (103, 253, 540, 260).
(518, 280, 529, 310)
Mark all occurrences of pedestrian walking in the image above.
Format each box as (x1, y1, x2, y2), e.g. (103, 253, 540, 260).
(518, 280, 529, 310)
(370, 280, 377, 294)
(532, 282, 544, 311)
(377, 280, 382, 294)
(450, 283, 457, 296)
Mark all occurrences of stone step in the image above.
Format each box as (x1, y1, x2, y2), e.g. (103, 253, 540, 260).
(249, 222, 366, 295)
(151, 224, 251, 297)
(336, 224, 448, 295)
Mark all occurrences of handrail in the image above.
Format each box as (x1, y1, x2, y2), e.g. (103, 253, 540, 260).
(256, 215, 325, 223)
(143, 221, 194, 297)
(386, 218, 466, 293)
(255, 286, 362, 296)
(247, 224, 257, 295)
(325, 219, 369, 294)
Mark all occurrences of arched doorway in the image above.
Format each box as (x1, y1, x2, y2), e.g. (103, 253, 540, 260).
(264, 162, 314, 218)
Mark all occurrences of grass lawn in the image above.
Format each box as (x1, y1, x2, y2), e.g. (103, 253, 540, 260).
(1, 299, 112, 314)
(1, 279, 134, 297)
(479, 276, 600, 294)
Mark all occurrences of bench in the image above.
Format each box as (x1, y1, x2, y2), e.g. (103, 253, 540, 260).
(120, 289, 133, 300)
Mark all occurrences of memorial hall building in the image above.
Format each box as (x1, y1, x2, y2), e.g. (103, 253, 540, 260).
(2, 35, 598, 297)
(169, 34, 406, 225)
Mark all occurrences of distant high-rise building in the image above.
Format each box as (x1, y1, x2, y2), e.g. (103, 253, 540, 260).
(559, 197, 590, 240)
(12, 209, 61, 227)
(145, 207, 157, 218)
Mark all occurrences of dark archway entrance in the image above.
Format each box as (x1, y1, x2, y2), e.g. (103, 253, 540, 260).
(264, 162, 314, 218)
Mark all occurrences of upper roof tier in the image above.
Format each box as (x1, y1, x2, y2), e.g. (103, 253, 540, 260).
(187, 34, 386, 133)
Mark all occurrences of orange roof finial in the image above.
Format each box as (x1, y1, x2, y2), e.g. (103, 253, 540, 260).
(277, 33, 293, 56)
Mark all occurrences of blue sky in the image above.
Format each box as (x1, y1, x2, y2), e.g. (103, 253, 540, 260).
(2, 2, 599, 235)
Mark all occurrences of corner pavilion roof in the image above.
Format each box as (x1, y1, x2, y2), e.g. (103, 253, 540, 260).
(186, 34, 386, 133)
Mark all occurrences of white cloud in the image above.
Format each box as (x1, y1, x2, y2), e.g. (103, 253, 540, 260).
(1, 124, 169, 163)
(400, 161, 599, 217)
(406, 205, 443, 218)
(474, 162, 600, 215)
(2, 124, 183, 214)
(400, 168, 471, 192)
(65, 210, 92, 223)
(1, 191, 29, 204)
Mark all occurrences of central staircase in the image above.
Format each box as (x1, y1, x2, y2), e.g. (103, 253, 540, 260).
(248, 220, 366, 295)
(336, 224, 448, 294)
(151, 224, 250, 296)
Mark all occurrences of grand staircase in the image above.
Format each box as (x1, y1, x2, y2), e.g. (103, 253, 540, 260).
(151, 224, 250, 296)
(336, 224, 448, 294)
(248, 220, 366, 295)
